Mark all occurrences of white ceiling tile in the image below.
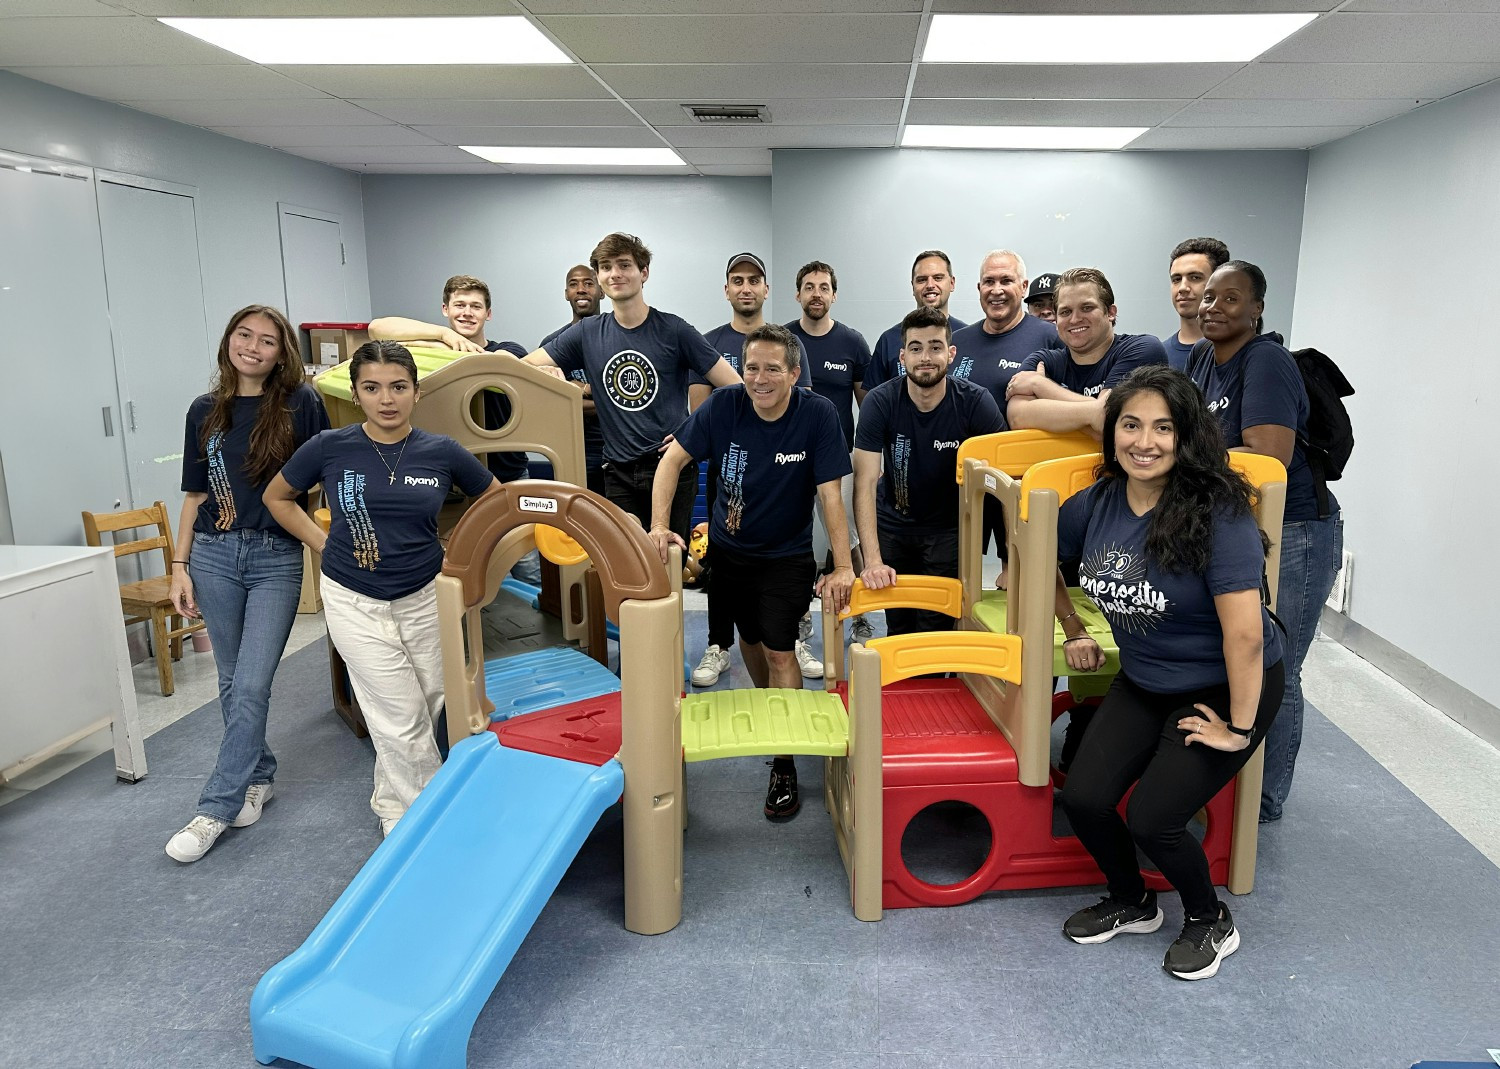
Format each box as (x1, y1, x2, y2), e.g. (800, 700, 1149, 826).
(1165, 98, 1421, 128)
(267, 65, 610, 100)
(0, 0, 129, 13)
(914, 63, 1241, 99)
(352, 163, 508, 173)
(286, 145, 482, 165)
(1130, 125, 1361, 150)
(411, 125, 660, 148)
(4, 64, 328, 100)
(595, 63, 909, 99)
(662, 125, 897, 148)
(126, 98, 396, 126)
(906, 98, 1188, 126)
(694, 164, 774, 175)
(1263, 12, 1500, 64)
(1341, 0, 1500, 11)
(934, 0, 1341, 9)
(678, 147, 774, 165)
(528, 0, 919, 11)
(115, 0, 509, 12)
(0, 15, 247, 66)
(633, 98, 903, 127)
(205, 124, 443, 148)
(1208, 62, 1500, 100)
(538, 14, 921, 64)
(355, 99, 641, 126)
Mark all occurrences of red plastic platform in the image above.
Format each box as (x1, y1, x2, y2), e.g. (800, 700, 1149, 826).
(491, 693, 622, 767)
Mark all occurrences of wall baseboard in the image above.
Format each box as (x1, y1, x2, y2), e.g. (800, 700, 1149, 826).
(1321, 608, 1500, 751)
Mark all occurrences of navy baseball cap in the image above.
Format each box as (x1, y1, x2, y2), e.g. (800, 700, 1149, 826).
(1025, 273, 1059, 304)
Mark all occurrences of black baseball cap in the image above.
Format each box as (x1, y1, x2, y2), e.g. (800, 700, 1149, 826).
(725, 252, 768, 278)
(1025, 273, 1059, 304)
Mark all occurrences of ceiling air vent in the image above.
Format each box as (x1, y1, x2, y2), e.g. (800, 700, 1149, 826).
(681, 104, 770, 124)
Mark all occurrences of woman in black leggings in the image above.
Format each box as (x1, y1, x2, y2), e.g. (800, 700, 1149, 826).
(1054, 364, 1284, 980)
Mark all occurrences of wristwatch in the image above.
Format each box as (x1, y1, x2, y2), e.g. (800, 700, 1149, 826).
(1225, 723, 1254, 739)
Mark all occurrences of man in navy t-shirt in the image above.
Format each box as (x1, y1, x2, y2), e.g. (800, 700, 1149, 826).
(540, 264, 605, 495)
(649, 323, 854, 822)
(854, 306, 1005, 637)
(368, 273, 530, 483)
(866, 250, 969, 388)
(1007, 267, 1167, 439)
(524, 232, 741, 540)
(1161, 237, 1230, 372)
(951, 250, 1060, 409)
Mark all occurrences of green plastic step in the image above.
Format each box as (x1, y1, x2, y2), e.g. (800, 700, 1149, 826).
(680, 688, 849, 761)
(973, 588, 1120, 698)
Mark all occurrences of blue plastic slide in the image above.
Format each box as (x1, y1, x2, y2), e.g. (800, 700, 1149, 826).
(251, 732, 623, 1069)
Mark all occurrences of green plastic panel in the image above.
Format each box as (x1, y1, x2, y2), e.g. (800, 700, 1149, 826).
(313, 347, 464, 402)
(973, 588, 1121, 698)
(680, 688, 849, 762)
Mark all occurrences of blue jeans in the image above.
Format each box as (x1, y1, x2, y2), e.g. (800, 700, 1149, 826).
(189, 529, 303, 823)
(1261, 512, 1344, 821)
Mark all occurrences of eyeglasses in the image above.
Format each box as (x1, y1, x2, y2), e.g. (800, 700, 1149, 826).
(745, 365, 790, 378)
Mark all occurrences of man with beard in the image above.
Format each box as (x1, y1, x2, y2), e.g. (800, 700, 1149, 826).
(540, 264, 606, 494)
(865, 250, 968, 388)
(853, 305, 1005, 637)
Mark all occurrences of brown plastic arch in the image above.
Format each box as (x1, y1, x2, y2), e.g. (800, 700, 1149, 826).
(442, 480, 668, 620)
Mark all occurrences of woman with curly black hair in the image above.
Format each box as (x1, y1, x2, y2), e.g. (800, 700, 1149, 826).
(1054, 364, 1284, 981)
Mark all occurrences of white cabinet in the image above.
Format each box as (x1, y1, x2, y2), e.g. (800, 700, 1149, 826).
(0, 545, 146, 783)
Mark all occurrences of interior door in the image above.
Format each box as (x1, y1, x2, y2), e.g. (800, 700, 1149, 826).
(96, 175, 212, 518)
(278, 204, 348, 362)
(0, 153, 131, 546)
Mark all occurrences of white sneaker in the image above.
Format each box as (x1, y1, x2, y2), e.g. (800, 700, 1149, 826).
(232, 782, 273, 828)
(165, 815, 228, 863)
(692, 644, 731, 687)
(850, 614, 875, 643)
(795, 639, 823, 679)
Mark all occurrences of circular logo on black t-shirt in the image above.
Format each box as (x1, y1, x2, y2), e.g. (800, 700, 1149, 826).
(601, 349, 658, 411)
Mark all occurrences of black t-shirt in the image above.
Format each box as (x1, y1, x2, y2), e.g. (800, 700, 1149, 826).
(867, 315, 969, 388)
(785, 320, 871, 449)
(950, 315, 1060, 406)
(181, 384, 329, 537)
(545, 308, 720, 464)
(675, 385, 850, 557)
(281, 425, 494, 600)
(854, 376, 1005, 535)
(479, 340, 530, 482)
(1019, 333, 1168, 397)
(1161, 330, 1193, 372)
(541, 319, 605, 472)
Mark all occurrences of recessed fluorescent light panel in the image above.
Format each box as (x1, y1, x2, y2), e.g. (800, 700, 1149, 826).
(158, 17, 571, 65)
(461, 147, 687, 168)
(923, 13, 1317, 64)
(902, 126, 1147, 151)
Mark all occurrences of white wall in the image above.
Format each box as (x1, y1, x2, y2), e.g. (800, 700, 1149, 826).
(769, 148, 1310, 344)
(360, 174, 772, 348)
(1292, 81, 1500, 707)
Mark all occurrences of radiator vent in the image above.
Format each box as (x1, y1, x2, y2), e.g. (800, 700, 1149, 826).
(681, 104, 770, 124)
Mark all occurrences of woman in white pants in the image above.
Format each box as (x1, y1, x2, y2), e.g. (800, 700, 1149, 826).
(266, 341, 498, 835)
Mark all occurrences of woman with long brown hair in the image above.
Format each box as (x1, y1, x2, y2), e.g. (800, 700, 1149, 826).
(164, 305, 329, 862)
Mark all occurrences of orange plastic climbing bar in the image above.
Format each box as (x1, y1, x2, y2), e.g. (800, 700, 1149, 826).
(1018, 453, 1103, 522)
(534, 523, 590, 567)
(956, 429, 1100, 481)
(1228, 451, 1287, 506)
(842, 575, 963, 621)
(866, 631, 1023, 687)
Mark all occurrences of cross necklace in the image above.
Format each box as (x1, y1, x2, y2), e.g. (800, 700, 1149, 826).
(368, 431, 411, 485)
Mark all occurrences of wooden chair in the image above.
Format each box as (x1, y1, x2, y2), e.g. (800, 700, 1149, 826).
(81, 500, 206, 697)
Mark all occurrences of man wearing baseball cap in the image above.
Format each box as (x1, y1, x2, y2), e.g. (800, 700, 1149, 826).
(1024, 272, 1060, 322)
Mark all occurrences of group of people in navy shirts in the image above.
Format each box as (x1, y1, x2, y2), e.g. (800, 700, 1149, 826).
(163, 229, 1341, 984)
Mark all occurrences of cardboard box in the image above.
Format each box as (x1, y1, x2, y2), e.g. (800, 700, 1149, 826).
(301, 322, 370, 366)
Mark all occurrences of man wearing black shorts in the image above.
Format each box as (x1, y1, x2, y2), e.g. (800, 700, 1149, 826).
(649, 323, 854, 821)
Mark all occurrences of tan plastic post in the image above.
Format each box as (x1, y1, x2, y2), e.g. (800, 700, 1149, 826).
(958, 458, 986, 615)
(844, 643, 883, 922)
(620, 592, 684, 936)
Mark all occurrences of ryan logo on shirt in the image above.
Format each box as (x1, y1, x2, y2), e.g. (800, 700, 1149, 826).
(775, 451, 807, 465)
(933, 439, 961, 450)
(403, 476, 440, 488)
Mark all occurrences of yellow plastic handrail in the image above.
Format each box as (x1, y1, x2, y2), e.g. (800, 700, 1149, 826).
(866, 631, 1023, 686)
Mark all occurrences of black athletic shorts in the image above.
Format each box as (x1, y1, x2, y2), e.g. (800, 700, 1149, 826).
(712, 546, 815, 652)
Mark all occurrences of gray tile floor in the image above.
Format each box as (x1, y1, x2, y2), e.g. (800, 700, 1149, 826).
(4, 592, 1498, 1068)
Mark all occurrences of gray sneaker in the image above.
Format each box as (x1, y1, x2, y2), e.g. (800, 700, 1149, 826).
(850, 614, 875, 643)
(798, 612, 814, 642)
(165, 815, 228, 863)
(232, 782, 274, 828)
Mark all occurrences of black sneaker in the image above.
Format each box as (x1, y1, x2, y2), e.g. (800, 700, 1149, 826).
(1163, 902, 1240, 980)
(764, 758, 800, 822)
(1063, 891, 1164, 944)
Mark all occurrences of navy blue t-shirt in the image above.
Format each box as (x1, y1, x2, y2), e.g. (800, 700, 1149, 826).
(541, 319, 605, 473)
(854, 376, 1005, 535)
(1187, 334, 1331, 523)
(181, 384, 329, 538)
(676, 386, 850, 558)
(951, 315, 1060, 406)
(545, 308, 720, 464)
(1160, 331, 1193, 372)
(1019, 332, 1168, 398)
(479, 340, 530, 482)
(786, 320, 871, 449)
(867, 315, 969, 388)
(694, 323, 813, 389)
(1059, 478, 1283, 693)
(281, 425, 494, 600)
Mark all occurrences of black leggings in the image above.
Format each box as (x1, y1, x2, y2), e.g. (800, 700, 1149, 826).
(1060, 661, 1284, 918)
